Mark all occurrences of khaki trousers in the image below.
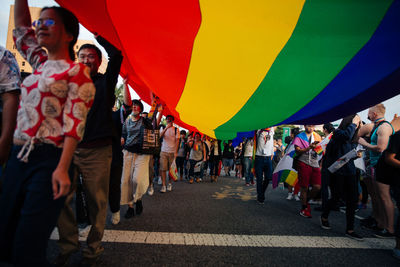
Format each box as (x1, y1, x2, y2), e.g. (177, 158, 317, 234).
(57, 145, 112, 260)
(120, 151, 150, 205)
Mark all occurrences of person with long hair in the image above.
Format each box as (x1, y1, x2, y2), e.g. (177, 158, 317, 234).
(320, 114, 363, 240)
(0, 1, 95, 265)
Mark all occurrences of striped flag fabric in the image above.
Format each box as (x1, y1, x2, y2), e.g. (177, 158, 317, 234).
(272, 144, 298, 188)
(57, 0, 400, 139)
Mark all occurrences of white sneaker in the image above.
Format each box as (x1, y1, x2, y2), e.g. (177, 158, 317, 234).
(167, 183, 172, 191)
(294, 194, 300, 201)
(160, 185, 166, 193)
(286, 193, 294, 200)
(111, 211, 120, 225)
(78, 225, 91, 237)
(148, 185, 154, 196)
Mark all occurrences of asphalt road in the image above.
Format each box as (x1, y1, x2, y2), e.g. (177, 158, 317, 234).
(46, 174, 399, 266)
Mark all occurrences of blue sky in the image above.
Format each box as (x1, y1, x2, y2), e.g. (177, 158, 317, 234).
(1, 0, 398, 123)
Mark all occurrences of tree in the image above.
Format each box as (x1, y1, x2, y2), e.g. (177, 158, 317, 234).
(114, 83, 124, 109)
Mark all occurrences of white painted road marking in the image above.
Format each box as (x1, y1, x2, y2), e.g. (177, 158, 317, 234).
(50, 228, 394, 250)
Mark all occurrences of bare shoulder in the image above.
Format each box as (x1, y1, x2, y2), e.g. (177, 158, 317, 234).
(377, 122, 393, 136)
(358, 123, 374, 137)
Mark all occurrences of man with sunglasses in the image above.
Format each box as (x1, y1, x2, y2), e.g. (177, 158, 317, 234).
(56, 36, 123, 266)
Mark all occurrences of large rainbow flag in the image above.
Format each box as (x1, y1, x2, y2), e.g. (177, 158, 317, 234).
(57, 0, 400, 139)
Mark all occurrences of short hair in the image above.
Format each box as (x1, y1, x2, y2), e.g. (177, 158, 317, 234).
(291, 127, 300, 137)
(132, 99, 144, 112)
(180, 130, 186, 135)
(372, 103, 386, 115)
(78, 43, 102, 62)
(166, 115, 174, 121)
(284, 136, 292, 144)
(323, 123, 335, 134)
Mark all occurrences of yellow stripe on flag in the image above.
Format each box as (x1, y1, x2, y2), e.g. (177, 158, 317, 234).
(286, 171, 298, 187)
(176, 0, 305, 137)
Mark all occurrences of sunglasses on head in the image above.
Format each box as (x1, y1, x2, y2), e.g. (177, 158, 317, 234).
(32, 19, 55, 28)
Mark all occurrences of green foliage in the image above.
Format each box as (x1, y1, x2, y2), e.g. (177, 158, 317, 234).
(114, 83, 124, 109)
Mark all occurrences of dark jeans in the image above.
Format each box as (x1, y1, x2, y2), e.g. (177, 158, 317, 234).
(321, 170, 358, 231)
(243, 157, 254, 183)
(109, 162, 123, 213)
(154, 155, 160, 178)
(360, 179, 368, 205)
(0, 144, 66, 266)
(209, 156, 220, 176)
(321, 168, 334, 213)
(255, 155, 272, 202)
(189, 159, 203, 178)
(183, 159, 189, 178)
(176, 156, 185, 178)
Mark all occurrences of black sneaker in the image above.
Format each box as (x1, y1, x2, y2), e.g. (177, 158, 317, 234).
(320, 217, 331, 230)
(257, 200, 264, 205)
(374, 229, 395, 239)
(346, 231, 364, 241)
(136, 200, 143, 215)
(125, 207, 135, 219)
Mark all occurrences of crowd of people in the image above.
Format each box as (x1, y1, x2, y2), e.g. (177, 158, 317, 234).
(0, 1, 399, 266)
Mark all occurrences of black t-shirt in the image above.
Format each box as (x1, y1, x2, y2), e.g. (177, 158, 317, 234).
(223, 144, 235, 159)
(376, 131, 400, 186)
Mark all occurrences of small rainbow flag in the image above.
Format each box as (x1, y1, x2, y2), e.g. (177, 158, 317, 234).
(273, 169, 298, 187)
(314, 132, 332, 155)
(272, 143, 298, 188)
(169, 159, 179, 182)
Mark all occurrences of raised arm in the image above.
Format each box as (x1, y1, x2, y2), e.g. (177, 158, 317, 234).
(95, 35, 123, 107)
(155, 105, 163, 127)
(14, 0, 31, 28)
(122, 77, 132, 107)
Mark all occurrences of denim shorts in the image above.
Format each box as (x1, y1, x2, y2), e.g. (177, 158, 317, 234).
(222, 158, 233, 168)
